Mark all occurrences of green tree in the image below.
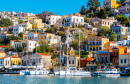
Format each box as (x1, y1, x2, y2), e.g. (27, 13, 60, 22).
(52, 53, 57, 59)
(99, 9, 107, 19)
(45, 26, 58, 34)
(87, 0, 100, 12)
(108, 32, 117, 41)
(80, 5, 86, 15)
(84, 16, 89, 23)
(18, 32, 24, 38)
(18, 20, 23, 23)
(120, 0, 126, 6)
(116, 15, 129, 25)
(73, 32, 85, 41)
(18, 47, 24, 52)
(98, 26, 110, 36)
(110, 24, 114, 29)
(71, 40, 79, 50)
(0, 18, 13, 27)
(1, 35, 21, 45)
(31, 29, 40, 33)
(33, 43, 53, 53)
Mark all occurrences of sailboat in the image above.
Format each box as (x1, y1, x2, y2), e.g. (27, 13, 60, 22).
(71, 29, 91, 76)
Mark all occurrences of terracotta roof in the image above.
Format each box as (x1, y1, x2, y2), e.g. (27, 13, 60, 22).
(121, 53, 130, 55)
(51, 15, 60, 16)
(38, 53, 50, 56)
(73, 54, 79, 57)
(27, 39, 34, 41)
(86, 58, 93, 61)
(0, 46, 8, 48)
(11, 56, 19, 58)
(0, 56, 9, 59)
(0, 51, 5, 53)
(32, 32, 40, 34)
(106, 41, 116, 44)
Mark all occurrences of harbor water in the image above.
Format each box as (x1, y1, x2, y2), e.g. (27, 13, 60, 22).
(1, 74, 130, 84)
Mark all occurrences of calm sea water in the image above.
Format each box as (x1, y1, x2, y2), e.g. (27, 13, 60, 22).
(0, 74, 130, 84)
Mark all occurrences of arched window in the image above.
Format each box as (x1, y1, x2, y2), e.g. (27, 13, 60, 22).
(121, 59, 123, 63)
(124, 59, 126, 63)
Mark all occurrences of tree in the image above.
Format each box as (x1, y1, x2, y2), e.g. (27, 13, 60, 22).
(108, 32, 117, 41)
(98, 26, 110, 36)
(87, 0, 100, 12)
(71, 40, 79, 50)
(0, 18, 13, 27)
(99, 9, 107, 19)
(116, 15, 129, 25)
(18, 47, 24, 52)
(31, 29, 40, 33)
(120, 0, 126, 6)
(1, 35, 21, 45)
(73, 32, 85, 41)
(18, 32, 24, 38)
(80, 5, 86, 15)
(52, 53, 57, 59)
(84, 16, 89, 23)
(110, 24, 114, 29)
(33, 43, 53, 54)
(18, 20, 23, 23)
(45, 26, 59, 34)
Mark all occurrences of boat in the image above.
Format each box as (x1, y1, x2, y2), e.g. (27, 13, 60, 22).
(20, 69, 30, 75)
(120, 67, 130, 76)
(72, 68, 91, 76)
(30, 68, 49, 75)
(93, 68, 120, 77)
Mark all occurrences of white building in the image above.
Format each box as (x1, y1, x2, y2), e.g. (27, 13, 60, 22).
(22, 53, 52, 68)
(13, 25, 25, 34)
(13, 39, 39, 52)
(0, 56, 11, 68)
(64, 15, 84, 27)
(46, 15, 62, 26)
(27, 32, 39, 41)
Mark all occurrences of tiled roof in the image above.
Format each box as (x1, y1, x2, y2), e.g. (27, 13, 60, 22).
(0, 46, 9, 48)
(38, 53, 50, 56)
(0, 56, 9, 59)
(0, 51, 5, 53)
(86, 58, 93, 61)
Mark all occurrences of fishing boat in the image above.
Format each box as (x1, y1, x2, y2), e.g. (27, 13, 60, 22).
(120, 67, 130, 76)
(93, 68, 120, 77)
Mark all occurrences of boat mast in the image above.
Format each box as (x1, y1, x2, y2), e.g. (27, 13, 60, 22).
(60, 41, 61, 70)
(35, 18, 38, 68)
(67, 27, 69, 68)
(79, 29, 80, 68)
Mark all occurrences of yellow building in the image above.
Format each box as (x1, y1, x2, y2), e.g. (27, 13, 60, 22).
(29, 19, 45, 29)
(104, 41, 117, 47)
(103, 0, 120, 9)
(22, 22, 32, 30)
(11, 56, 21, 65)
(38, 33, 60, 45)
(0, 51, 6, 57)
(88, 36, 109, 53)
(68, 54, 80, 67)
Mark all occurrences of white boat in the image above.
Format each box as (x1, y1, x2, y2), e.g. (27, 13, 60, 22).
(20, 68, 49, 75)
(93, 69, 120, 77)
(72, 68, 91, 76)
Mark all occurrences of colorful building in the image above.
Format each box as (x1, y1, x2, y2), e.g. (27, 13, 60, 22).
(38, 33, 61, 45)
(112, 26, 130, 41)
(103, 0, 120, 9)
(88, 36, 109, 54)
(104, 41, 117, 47)
(0, 51, 6, 57)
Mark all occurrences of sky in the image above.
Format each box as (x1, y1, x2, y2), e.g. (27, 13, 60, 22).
(0, 0, 104, 16)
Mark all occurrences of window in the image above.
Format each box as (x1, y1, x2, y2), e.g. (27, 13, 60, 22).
(96, 42, 98, 45)
(90, 48, 92, 51)
(114, 59, 115, 63)
(98, 57, 100, 62)
(77, 19, 78, 22)
(108, 22, 109, 25)
(93, 47, 95, 51)
(72, 60, 74, 64)
(122, 29, 123, 32)
(81, 19, 83, 22)
(8, 61, 9, 64)
(41, 36, 43, 39)
(96, 47, 98, 51)
(73, 18, 75, 21)
(105, 57, 107, 62)
(124, 59, 126, 63)
(90, 42, 92, 45)
(30, 43, 31, 46)
(6, 61, 7, 65)
(121, 59, 123, 63)
(49, 36, 51, 39)
(1, 61, 2, 64)
(93, 42, 95, 45)
(101, 57, 104, 63)
(99, 47, 101, 50)
(69, 60, 71, 64)
(99, 42, 101, 45)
